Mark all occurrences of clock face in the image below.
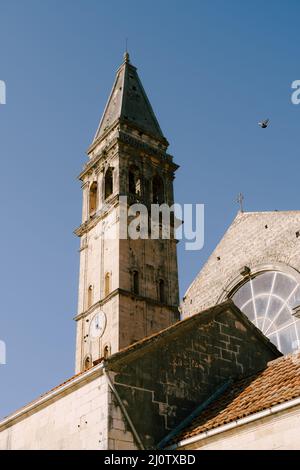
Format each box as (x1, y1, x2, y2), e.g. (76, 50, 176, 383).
(89, 311, 106, 339)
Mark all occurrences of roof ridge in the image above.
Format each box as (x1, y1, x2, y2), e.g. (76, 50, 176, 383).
(240, 210, 300, 215)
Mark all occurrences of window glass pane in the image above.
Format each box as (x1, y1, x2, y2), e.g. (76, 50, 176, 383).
(266, 296, 284, 321)
(231, 270, 300, 355)
(271, 306, 291, 330)
(232, 282, 251, 308)
(255, 295, 269, 317)
(257, 317, 264, 330)
(287, 286, 300, 310)
(278, 325, 298, 355)
(242, 300, 255, 322)
(273, 273, 297, 301)
(263, 318, 275, 334)
(252, 272, 274, 296)
(268, 333, 280, 350)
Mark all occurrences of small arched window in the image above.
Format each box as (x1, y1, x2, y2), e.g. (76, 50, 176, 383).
(87, 285, 93, 309)
(105, 272, 111, 297)
(103, 344, 111, 360)
(84, 355, 92, 371)
(129, 166, 141, 197)
(89, 182, 98, 216)
(159, 279, 165, 304)
(129, 170, 136, 194)
(133, 271, 139, 295)
(105, 168, 113, 199)
(152, 175, 164, 204)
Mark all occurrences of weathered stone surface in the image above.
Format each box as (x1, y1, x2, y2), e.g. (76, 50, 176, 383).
(108, 301, 280, 448)
(0, 370, 110, 450)
(182, 211, 300, 318)
(75, 55, 180, 373)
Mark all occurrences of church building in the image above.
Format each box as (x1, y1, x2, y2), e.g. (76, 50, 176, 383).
(0, 54, 300, 450)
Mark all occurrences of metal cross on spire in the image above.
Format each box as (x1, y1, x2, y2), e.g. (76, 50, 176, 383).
(236, 192, 244, 212)
(124, 38, 130, 63)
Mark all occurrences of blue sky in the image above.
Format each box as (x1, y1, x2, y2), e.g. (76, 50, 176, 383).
(1, 0, 300, 417)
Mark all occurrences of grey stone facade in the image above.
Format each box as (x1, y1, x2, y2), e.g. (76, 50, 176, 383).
(74, 54, 180, 372)
(108, 300, 279, 448)
(182, 210, 300, 318)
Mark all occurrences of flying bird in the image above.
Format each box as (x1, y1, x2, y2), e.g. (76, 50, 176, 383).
(258, 118, 269, 129)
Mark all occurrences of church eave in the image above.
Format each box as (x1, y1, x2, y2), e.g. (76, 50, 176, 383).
(87, 121, 120, 156)
(0, 363, 104, 431)
(106, 300, 281, 371)
(74, 194, 119, 237)
(81, 132, 178, 183)
(119, 117, 169, 146)
(117, 131, 178, 169)
(87, 116, 169, 158)
(79, 138, 119, 181)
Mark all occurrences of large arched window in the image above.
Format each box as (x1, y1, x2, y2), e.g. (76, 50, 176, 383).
(231, 271, 300, 354)
(104, 168, 113, 199)
(89, 182, 98, 216)
(152, 175, 164, 204)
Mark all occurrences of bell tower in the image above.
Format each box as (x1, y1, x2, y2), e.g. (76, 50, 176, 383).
(74, 53, 180, 373)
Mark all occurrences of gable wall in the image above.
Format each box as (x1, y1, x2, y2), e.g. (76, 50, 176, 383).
(110, 307, 279, 448)
(182, 212, 300, 318)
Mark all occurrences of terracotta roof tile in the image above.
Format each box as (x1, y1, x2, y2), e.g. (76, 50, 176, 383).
(174, 352, 300, 443)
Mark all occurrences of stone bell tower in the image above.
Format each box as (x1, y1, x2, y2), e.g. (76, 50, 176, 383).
(74, 53, 179, 373)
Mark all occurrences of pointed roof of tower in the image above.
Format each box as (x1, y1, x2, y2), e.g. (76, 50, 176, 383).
(93, 52, 165, 143)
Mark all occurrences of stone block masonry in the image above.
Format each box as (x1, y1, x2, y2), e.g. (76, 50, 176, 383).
(182, 211, 300, 318)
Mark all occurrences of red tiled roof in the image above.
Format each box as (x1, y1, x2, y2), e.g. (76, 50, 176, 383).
(174, 352, 300, 443)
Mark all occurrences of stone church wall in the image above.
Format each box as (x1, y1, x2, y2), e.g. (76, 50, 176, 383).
(0, 303, 281, 450)
(0, 368, 109, 450)
(0, 364, 139, 450)
(108, 303, 279, 449)
(182, 211, 300, 318)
